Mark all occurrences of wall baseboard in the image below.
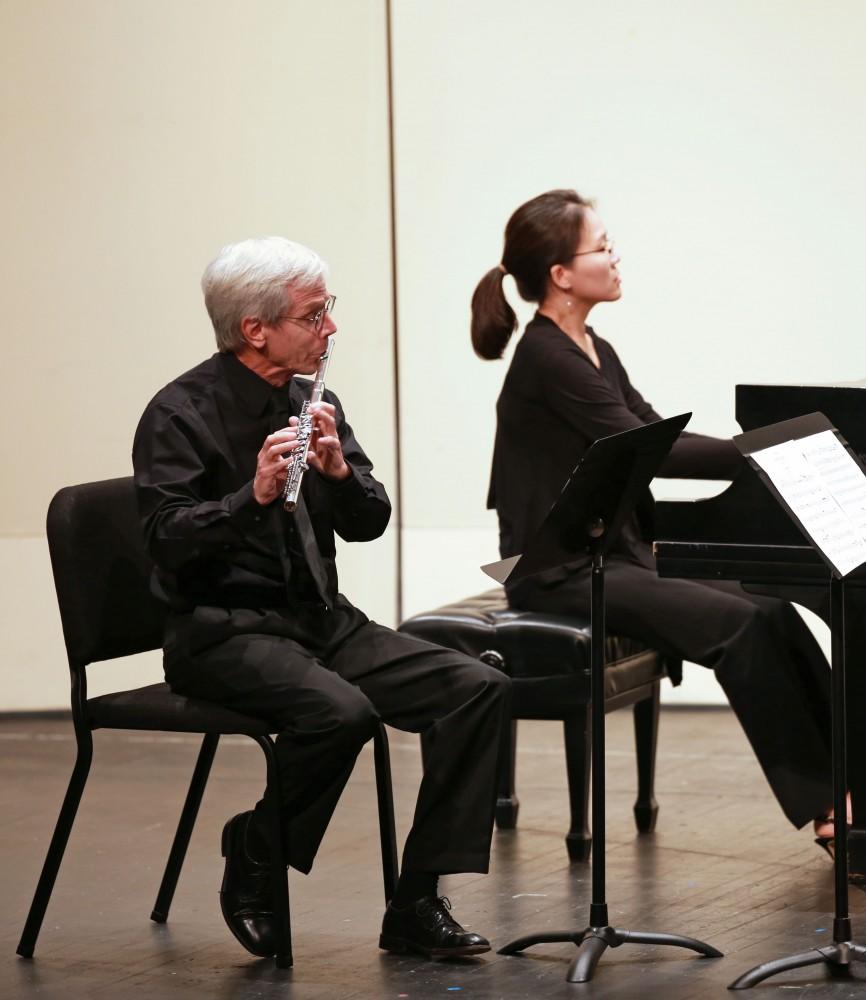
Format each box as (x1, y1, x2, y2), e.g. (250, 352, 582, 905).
(0, 704, 733, 724)
(0, 709, 72, 721)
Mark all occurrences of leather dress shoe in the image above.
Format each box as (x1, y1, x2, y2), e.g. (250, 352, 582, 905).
(220, 811, 278, 957)
(379, 896, 491, 959)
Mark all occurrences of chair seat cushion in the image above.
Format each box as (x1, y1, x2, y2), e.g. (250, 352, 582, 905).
(87, 682, 272, 735)
(398, 589, 666, 717)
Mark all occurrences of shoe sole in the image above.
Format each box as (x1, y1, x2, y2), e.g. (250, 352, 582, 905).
(378, 933, 490, 959)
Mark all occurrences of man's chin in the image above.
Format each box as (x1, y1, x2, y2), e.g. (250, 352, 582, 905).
(294, 361, 318, 376)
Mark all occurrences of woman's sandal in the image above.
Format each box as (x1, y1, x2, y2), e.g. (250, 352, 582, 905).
(813, 796, 853, 858)
(814, 835, 835, 860)
(814, 813, 836, 859)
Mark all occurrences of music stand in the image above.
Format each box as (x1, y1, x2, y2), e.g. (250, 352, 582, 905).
(485, 414, 723, 983)
(727, 413, 866, 989)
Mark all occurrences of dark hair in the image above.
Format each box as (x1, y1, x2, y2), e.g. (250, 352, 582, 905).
(470, 189, 592, 360)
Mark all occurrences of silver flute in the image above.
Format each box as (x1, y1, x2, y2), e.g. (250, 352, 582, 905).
(282, 336, 335, 511)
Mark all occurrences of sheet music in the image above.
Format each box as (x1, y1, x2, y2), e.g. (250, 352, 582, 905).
(750, 430, 866, 576)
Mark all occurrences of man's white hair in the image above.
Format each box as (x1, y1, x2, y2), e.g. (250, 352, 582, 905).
(201, 236, 328, 353)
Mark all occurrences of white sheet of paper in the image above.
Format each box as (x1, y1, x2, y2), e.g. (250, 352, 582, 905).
(750, 430, 866, 576)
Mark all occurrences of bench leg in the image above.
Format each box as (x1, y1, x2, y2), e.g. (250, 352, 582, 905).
(564, 709, 592, 862)
(495, 720, 519, 829)
(633, 682, 660, 833)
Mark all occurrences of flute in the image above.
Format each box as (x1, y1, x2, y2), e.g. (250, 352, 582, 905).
(281, 337, 335, 511)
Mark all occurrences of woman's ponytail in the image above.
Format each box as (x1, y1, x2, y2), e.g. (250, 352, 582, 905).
(470, 266, 517, 360)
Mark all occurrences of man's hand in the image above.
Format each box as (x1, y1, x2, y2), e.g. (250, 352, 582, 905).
(253, 427, 301, 505)
(252, 403, 349, 506)
(306, 402, 350, 481)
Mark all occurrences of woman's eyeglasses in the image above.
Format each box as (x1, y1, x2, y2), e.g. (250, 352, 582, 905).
(572, 238, 615, 259)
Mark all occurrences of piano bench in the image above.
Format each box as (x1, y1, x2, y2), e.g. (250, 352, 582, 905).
(397, 588, 672, 862)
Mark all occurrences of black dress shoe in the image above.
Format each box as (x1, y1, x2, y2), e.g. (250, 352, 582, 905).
(220, 811, 278, 958)
(379, 896, 491, 959)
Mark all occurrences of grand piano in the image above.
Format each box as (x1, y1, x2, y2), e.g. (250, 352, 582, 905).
(654, 383, 866, 880)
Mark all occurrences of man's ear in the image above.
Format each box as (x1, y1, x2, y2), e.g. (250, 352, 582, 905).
(239, 315, 267, 349)
(548, 263, 572, 293)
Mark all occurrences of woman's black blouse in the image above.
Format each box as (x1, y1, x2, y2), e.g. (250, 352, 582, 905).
(487, 313, 743, 572)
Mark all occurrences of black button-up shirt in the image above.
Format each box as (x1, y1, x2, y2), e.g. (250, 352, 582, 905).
(132, 351, 391, 612)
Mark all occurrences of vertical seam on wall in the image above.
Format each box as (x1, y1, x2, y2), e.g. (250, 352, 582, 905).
(385, 0, 403, 624)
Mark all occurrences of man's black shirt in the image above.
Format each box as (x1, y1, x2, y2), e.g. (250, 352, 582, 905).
(132, 351, 390, 612)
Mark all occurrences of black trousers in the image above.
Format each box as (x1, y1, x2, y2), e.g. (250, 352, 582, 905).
(509, 546, 833, 829)
(163, 596, 511, 875)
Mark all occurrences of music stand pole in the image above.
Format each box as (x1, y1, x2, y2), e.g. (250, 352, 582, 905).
(498, 522, 723, 983)
(729, 575, 866, 988)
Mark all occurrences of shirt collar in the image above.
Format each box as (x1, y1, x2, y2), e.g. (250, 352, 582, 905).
(219, 351, 290, 417)
(529, 311, 596, 338)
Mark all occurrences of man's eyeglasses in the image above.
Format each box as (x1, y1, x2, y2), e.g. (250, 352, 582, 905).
(277, 294, 337, 333)
(572, 238, 615, 259)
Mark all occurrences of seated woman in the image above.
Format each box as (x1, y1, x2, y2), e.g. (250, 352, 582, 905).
(471, 187, 841, 849)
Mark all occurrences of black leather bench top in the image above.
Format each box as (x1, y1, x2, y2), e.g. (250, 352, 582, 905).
(399, 589, 657, 675)
(398, 589, 669, 716)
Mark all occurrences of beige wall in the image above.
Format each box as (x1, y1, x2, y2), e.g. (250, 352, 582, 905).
(392, 0, 865, 701)
(0, 0, 395, 708)
(3, 1, 864, 709)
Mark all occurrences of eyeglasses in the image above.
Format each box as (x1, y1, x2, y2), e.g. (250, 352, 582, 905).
(572, 238, 615, 259)
(277, 294, 337, 333)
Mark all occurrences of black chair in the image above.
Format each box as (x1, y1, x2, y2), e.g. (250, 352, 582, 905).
(16, 477, 398, 969)
(398, 591, 675, 862)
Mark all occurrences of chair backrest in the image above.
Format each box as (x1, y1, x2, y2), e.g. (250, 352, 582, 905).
(46, 477, 167, 668)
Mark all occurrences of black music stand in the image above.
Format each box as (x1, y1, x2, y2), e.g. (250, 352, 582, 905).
(485, 414, 723, 984)
(728, 413, 866, 989)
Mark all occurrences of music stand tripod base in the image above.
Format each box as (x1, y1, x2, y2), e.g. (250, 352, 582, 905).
(729, 938, 866, 990)
(728, 572, 865, 988)
(499, 913, 723, 984)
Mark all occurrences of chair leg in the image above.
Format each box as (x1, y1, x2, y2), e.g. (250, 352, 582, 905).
(373, 724, 399, 904)
(633, 682, 660, 833)
(254, 736, 292, 969)
(151, 733, 219, 923)
(563, 708, 592, 863)
(495, 720, 520, 829)
(17, 733, 93, 957)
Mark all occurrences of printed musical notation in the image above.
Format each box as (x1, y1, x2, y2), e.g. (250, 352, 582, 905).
(751, 430, 866, 577)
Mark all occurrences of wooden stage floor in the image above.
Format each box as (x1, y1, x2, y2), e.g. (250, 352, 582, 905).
(3, 708, 864, 1000)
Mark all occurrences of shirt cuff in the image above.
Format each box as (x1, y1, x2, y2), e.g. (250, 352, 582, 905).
(227, 479, 273, 529)
(320, 462, 368, 504)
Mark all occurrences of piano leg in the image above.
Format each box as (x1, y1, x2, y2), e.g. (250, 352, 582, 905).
(845, 587, 866, 886)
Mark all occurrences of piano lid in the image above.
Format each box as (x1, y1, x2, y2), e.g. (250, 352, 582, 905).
(655, 383, 866, 547)
(737, 384, 866, 451)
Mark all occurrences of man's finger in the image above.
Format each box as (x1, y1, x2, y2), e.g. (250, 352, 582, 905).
(266, 428, 298, 443)
(268, 439, 301, 458)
